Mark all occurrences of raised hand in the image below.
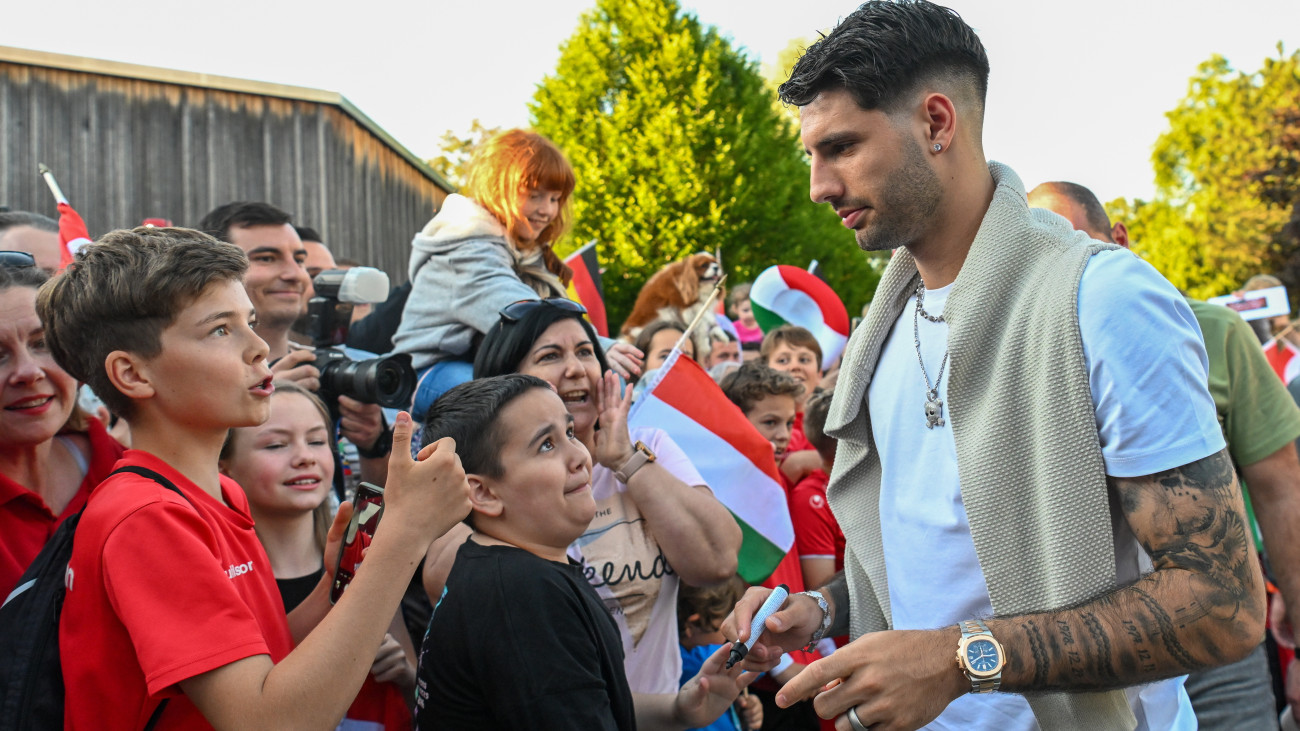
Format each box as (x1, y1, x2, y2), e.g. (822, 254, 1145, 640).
(673, 644, 759, 728)
(591, 370, 635, 471)
(382, 411, 471, 545)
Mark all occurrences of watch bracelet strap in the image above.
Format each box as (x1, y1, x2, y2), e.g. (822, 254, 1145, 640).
(798, 590, 831, 651)
(615, 448, 649, 482)
(959, 618, 1002, 693)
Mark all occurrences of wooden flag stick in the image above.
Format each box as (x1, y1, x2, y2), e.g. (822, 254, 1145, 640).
(671, 274, 728, 356)
(37, 163, 69, 206)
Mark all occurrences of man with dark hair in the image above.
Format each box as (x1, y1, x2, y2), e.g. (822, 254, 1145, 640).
(723, 3, 1263, 730)
(0, 210, 61, 272)
(198, 202, 389, 481)
(1031, 180, 1300, 730)
(294, 226, 337, 281)
(198, 202, 309, 364)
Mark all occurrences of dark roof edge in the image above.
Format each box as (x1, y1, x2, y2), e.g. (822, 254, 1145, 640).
(0, 45, 454, 194)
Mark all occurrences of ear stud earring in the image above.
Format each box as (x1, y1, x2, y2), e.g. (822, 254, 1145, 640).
(932, 143, 943, 152)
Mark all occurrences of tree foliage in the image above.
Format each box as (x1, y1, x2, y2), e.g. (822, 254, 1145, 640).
(426, 120, 503, 187)
(1108, 47, 1300, 299)
(530, 0, 880, 328)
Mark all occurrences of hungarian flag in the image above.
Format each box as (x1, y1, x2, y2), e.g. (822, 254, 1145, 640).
(1264, 338, 1300, 385)
(564, 241, 608, 337)
(628, 349, 799, 586)
(629, 349, 818, 665)
(56, 202, 93, 272)
(750, 264, 850, 366)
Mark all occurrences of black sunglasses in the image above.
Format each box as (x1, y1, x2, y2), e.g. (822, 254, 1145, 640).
(0, 251, 37, 269)
(499, 297, 587, 323)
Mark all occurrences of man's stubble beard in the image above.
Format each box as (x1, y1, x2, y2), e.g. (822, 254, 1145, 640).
(855, 140, 943, 254)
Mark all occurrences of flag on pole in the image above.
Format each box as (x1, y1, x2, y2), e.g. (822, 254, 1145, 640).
(564, 241, 608, 337)
(55, 202, 92, 272)
(628, 349, 799, 586)
(750, 264, 850, 365)
(1264, 338, 1300, 384)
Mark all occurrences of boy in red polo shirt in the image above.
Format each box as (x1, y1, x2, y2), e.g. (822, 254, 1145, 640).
(38, 227, 471, 730)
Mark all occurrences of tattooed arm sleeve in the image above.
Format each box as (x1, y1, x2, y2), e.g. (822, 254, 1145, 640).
(987, 448, 1267, 692)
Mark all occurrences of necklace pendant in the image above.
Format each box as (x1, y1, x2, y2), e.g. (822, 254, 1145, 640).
(924, 393, 945, 429)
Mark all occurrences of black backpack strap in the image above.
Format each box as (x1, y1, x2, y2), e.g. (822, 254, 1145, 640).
(109, 466, 194, 507)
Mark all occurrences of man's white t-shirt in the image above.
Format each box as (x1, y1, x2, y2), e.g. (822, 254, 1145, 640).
(867, 249, 1224, 730)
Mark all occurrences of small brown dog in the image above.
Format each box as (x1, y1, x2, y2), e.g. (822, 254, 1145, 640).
(622, 252, 724, 359)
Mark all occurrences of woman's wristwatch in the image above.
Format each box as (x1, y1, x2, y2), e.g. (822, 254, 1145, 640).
(798, 590, 831, 651)
(614, 441, 656, 483)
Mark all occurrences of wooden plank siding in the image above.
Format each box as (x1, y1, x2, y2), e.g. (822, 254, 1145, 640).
(0, 48, 451, 284)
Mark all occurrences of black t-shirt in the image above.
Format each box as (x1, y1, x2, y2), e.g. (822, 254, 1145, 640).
(276, 566, 325, 613)
(414, 538, 635, 731)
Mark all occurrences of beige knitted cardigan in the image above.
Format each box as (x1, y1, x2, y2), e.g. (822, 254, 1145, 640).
(824, 162, 1136, 729)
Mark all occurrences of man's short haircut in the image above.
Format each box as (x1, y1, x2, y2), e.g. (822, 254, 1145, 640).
(760, 324, 824, 371)
(0, 210, 59, 235)
(197, 201, 293, 243)
(36, 227, 249, 419)
(422, 374, 552, 480)
(803, 389, 836, 461)
(721, 361, 804, 415)
(474, 301, 610, 380)
(779, 0, 990, 116)
(1036, 181, 1113, 239)
(294, 226, 322, 244)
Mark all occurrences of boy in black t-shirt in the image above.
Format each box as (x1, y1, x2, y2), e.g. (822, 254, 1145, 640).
(414, 374, 757, 730)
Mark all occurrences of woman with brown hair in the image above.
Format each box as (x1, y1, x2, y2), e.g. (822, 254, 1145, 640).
(393, 129, 639, 418)
(0, 253, 125, 598)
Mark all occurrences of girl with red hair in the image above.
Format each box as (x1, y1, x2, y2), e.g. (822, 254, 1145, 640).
(393, 129, 639, 418)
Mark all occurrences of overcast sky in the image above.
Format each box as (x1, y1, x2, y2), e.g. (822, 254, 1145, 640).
(2, 0, 1295, 203)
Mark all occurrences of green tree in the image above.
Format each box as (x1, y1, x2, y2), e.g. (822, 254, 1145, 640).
(1109, 46, 1300, 299)
(426, 120, 503, 187)
(531, 0, 880, 328)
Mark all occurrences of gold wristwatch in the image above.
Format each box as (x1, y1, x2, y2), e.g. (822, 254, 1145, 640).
(955, 619, 1004, 693)
(614, 441, 656, 483)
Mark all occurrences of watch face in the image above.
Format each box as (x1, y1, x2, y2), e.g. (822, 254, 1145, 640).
(965, 639, 1001, 674)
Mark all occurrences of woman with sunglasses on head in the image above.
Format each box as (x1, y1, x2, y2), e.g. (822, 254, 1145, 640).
(0, 253, 125, 598)
(392, 129, 641, 419)
(421, 297, 742, 696)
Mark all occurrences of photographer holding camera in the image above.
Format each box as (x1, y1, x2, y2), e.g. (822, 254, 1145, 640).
(198, 203, 402, 489)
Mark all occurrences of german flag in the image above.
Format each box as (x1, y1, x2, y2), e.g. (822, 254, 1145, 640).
(564, 240, 609, 337)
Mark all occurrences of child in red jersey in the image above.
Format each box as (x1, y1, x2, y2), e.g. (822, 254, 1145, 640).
(38, 227, 470, 730)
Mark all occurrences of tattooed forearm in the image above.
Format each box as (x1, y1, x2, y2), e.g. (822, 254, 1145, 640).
(993, 448, 1266, 692)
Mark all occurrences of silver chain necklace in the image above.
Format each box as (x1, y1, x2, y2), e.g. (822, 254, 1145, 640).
(913, 282, 949, 428)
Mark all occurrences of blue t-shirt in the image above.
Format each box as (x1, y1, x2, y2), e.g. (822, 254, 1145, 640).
(679, 644, 741, 731)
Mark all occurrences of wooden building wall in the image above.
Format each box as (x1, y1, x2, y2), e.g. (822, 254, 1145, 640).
(0, 58, 449, 283)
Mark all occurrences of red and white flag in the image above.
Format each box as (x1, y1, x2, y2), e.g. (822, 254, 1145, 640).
(55, 202, 92, 272)
(1263, 338, 1300, 385)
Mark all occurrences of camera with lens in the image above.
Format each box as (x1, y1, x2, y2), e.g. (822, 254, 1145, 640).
(306, 268, 416, 418)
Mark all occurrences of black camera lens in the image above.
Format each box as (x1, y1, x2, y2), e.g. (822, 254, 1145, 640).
(318, 352, 416, 409)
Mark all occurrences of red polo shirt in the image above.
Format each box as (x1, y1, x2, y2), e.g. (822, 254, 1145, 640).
(61, 450, 292, 730)
(0, 417, 123, 598)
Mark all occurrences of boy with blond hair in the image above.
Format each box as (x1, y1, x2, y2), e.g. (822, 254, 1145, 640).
(39, 227, 471, 730)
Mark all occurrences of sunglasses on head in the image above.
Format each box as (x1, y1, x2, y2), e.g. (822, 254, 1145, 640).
(499, 297, 587, 323)
(0, 251, 37, 269)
